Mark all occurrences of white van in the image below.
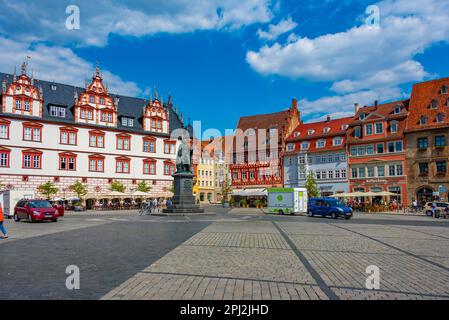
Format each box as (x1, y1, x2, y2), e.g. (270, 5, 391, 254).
(0, 190, 35, 218)
(267, 188, 308, 215)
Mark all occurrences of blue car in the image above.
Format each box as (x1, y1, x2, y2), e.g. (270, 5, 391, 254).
(307, 198, 353, 219)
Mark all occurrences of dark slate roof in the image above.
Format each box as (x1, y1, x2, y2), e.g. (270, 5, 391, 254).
(0, 72, 193, 137)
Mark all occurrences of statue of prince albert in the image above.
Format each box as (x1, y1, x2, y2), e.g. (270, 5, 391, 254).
(176, 136, 193, 174)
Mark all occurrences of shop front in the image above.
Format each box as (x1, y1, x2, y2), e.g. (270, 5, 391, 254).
(350, 177, 407, 207)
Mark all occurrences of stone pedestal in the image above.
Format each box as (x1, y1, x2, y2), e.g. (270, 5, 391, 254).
(162, 173, 205, 215)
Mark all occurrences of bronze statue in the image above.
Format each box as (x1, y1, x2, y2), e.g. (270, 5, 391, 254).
(175, 136, 193, 174)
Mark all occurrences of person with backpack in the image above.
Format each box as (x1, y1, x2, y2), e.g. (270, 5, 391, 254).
(0, 204, 8, 239)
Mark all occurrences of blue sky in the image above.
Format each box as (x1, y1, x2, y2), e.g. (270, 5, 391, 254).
(0, 0, 449, 135)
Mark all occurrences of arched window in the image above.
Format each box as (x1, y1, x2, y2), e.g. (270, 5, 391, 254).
(436, 113, 445, 123)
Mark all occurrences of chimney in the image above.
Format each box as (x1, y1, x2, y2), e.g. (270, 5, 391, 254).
(354, 103, 360, 113)
(292, 98, 297, 109)
(326, 115, 331, 122)
(374, 100, 378, 109)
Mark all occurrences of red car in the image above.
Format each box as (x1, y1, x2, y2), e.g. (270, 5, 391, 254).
(14, 199, 59, 223)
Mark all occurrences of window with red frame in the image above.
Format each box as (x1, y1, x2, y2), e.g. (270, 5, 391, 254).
(0, 148, 10, 167)
(89, 131, 105, 148)
(80, 107, 94, 120)
(143, 137, 156, 153)
(23, 123, 42, 142)
(164, 162, 175, 175)
(89, 155, 104, 172)
(151, 118, 163, 132)
(116, 158, 130, 174)
(117, 135, 131, 151)
(60, 128, 78, 145)
(22, 150, 42, 169)
(59, 153, 77, 171)
(101, 110, 114, 123)
(0, 119, 10, 139)
(14, 98, 32, 112)
(143, 160, 156, 175)
(164, 141, 176, 154)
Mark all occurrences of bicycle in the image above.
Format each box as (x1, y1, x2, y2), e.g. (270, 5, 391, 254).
(138, 203, 152, 216)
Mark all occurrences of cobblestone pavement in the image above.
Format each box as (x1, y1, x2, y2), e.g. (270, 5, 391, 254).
(1, 207, 449, 300)
(103, 214, 449, 300)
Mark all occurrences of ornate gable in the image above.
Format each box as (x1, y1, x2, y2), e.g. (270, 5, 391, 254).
(74, 65, 118, 127)
(1, 62, 43, 117)
(143, 91, 170, 134)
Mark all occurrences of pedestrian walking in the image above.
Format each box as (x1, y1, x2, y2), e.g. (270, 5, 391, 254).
(431, 202, 437, 217)
(0, 204, 8, 239)
(153, 198, 158, 213)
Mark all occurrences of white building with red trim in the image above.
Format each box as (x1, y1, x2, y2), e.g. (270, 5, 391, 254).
(0, 63, 192, 202)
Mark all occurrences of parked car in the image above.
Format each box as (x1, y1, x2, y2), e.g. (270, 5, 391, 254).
(14, 199, 59, 223)
(307, 198, 353, 219)
(423, 202, 449, 217)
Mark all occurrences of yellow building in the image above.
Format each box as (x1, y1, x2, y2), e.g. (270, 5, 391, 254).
(193, 152, 216, 203)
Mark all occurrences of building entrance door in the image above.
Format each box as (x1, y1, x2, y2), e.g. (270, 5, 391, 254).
(416, 187, 434, 205)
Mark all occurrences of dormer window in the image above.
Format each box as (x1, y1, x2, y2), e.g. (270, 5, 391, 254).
(51, 84, 57, 91)
(294, 132, 300, 137)
(308, 130, 315, 136)
(323, 127, 330, 134)
(301, 142, 310, 150)
(333, 137, 343, 146)
(436, 113, 445, 123)
(420, 116, 428, 125)
(430, 99, 438, 109)
(286, 143, 295, 152)
(316, 140, 326, 148)
(359, 113, 366, 120)
(394, 105, 401, 114)
(121, 117, 134, 127)
(341, 124, 349, 131)
(441, 85, 448, 94)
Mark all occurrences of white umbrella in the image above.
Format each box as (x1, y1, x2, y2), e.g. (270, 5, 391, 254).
(67, 197, 80, 202)
(52, 197, 65, 201)
(131, 191, 150, 197)
(107, 191, 127, 197)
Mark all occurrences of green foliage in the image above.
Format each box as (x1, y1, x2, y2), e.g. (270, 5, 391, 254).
(37, 181, 59, 199)
(305, 172, 319, 198)
(109, 181, 126, 193)
(136, 181, 151, 193)
(68, 181, 88, 200)
(221, 176, 233, 203)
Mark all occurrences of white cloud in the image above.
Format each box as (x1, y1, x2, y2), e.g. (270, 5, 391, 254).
(299, 86, 406, 120)
(330, 60, 429, 94)
(0, 0, 274, 47)
(0, 36, 141, 97)
(247, 0, 449, 90)
(257, 17, 297, 40)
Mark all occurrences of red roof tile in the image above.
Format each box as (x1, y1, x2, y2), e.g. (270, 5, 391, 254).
(347, 100, 409, 145)
(285, 116, 352, 154)
(406, 77, 449, 132)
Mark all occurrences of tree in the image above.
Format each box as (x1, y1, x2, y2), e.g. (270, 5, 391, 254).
(136, 181, 151, 193)
(221, 176, 233, 204)
(69, 181, 88, 200)
(110, 181, 126, 193)
(305, 172, 319, 198)
(37, 181, 59, 199)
